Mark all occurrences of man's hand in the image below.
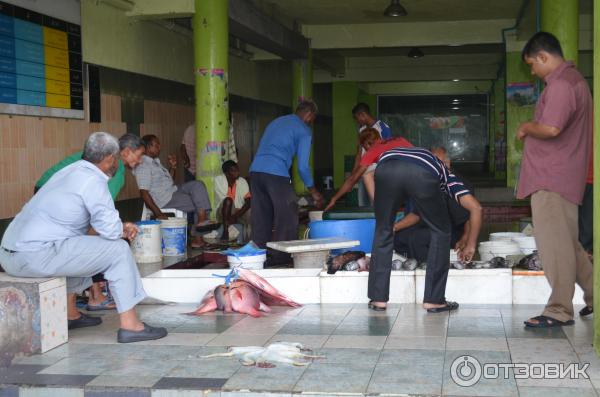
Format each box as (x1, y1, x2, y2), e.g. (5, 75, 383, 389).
(167, 154, 177, 169)
(457, 242, 476, 263)
(122, 222, 139, 241)
(312, 190, 324, 209)
(517, 123, 527, 141)
(156, 214, 169, 220)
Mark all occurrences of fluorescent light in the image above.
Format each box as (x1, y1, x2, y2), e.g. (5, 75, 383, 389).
(452, 107, 460, 110)
(452, 79, 460, 82)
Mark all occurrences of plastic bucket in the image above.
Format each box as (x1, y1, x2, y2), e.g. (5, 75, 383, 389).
(512, 236, 536, 254)
(160, 217, 188, 257)
(489, 232, 526, 242)
(228, 254, 266, 270)
(478, 241, 521, 262)
(131, 220, 162, 263)
(308, 219, 375, 253)
(309, 211, 324, 222)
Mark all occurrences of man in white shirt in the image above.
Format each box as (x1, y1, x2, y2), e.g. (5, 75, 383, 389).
(0, 132, 167, 343)
(214, 160, 251, 242)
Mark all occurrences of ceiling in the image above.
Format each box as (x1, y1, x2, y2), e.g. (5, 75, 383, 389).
(251, 0, 592, 26)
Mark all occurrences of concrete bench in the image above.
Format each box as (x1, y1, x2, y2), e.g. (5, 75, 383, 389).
(0, 272, 67, 365)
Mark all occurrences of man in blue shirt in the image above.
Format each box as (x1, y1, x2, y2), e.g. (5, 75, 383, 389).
(352, 103, 393, 205)
(250, 100, 324, 266)
(0, 132, 167, 343)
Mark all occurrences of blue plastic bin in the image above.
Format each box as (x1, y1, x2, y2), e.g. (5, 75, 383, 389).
(308, 219, 376, 253)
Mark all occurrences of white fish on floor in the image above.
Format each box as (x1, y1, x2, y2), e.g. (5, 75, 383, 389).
(201, 342, 325, 367)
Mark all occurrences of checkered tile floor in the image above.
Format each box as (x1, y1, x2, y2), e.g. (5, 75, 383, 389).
(2, 303, 599, 397)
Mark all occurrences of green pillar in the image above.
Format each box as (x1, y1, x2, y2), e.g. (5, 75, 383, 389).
(332, 82, 359, 189)
(291, 49, 313, 194)
(541, 0, 579, 64)
(593, 0, 600, 357)
(505, 52, 534, 188)
(193, 0, 229, 214)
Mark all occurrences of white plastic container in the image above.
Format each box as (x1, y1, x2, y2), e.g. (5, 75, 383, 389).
(512, 236, 537, 255)
(309, 211, 324, 222)
(489, 232, 526, 242)
(227, 254, 266, 270)
(449, 249, 459, 262)
(131, 220, 162, 263)
(478, 241, 522, 262)
(160, 217, 188, 257)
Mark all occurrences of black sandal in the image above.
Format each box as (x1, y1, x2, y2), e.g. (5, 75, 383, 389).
(524, 315, 574, 328)
(579, 306, 593, 317)
(426, 301, 459, 313)
(368, 301, 387, 311)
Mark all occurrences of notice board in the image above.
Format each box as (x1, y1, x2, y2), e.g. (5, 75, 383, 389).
(0, 1, 83, 118)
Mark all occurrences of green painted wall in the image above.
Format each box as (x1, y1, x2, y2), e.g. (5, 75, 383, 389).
(82, 1, 194, 85)
(505, 52, 535, 188)
(366, 81, 492, 96)
(81, 1, 292, 107)
(332, 82, 359, 188)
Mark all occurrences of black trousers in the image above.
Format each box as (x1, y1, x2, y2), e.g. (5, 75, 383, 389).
(250, 172, 298, 266)
(578, 183, 593, 252)
(368, 159, 451, 304)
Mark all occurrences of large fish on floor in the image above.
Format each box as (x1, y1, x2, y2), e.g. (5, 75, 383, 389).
(188, 268, 301, 317)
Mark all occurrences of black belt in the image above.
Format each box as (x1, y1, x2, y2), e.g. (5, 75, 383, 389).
(1, 247, 16, 253)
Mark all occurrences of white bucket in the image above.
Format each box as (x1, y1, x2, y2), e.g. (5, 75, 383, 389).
(131, 220, 162, 263)
(160, 217, 188, 257)
(512, 236, 536, 255)
(228, 254, 266, 270)
(309, 211, 324, 222)
(478, 240, 521, 262)
(489, 232, 526, 242)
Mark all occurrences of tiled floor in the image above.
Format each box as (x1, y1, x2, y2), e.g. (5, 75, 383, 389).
(2, 303, 600, 397)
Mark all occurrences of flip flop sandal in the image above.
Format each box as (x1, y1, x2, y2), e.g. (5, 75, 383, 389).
(426, 301, 459, 313)
(86, 298, 117, 311)
(524, 315, 574, 328)
(579, 306, 593, 317)
(368, 300, 387, 311)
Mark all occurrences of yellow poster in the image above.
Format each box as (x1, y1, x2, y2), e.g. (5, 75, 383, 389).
(43, 27, 68, 50)
(46, 65, 70, 83)
(46, 93, 70, 108)
(46, 79, 70, 96)
(44, 46, 69, 69)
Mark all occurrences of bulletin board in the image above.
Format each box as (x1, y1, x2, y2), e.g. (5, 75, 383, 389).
(0, 1, 83, 118)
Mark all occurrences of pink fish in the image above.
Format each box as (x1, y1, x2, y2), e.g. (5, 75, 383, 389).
(188, 269, 301, 316)
(237, 268, 301, 307)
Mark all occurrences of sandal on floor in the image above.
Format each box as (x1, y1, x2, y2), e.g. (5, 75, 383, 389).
(86, 297, 116, 311)
(368, 301, 387, 311)
(524, 315, 574, 328)
(579, 306, 593, 317)
(426, 301, 459, 313)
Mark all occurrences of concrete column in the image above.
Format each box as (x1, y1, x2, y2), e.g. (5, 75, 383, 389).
(593, 0, 600, 356)
(193, 0, 229, 213)
(541, 0, 579, 64)
(291, 49, 313, 194)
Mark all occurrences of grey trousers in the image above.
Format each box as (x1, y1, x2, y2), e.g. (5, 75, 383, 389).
(0, 236, 146, 313)
(166, 180, 211, 215)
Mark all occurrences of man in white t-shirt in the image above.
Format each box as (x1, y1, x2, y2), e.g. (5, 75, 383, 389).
(351, 103, 392, 205)
(214, 160, 251, 241)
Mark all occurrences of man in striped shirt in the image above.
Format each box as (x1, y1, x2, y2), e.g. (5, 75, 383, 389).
(367, 147, 482, 312)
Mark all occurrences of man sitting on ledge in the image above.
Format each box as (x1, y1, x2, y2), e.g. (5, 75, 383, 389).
(134, 134, 212, 248)
(214, 160, 251, 242)
(0, 132, 167, 343)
